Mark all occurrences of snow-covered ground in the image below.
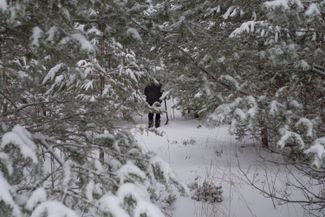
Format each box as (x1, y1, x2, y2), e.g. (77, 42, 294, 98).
(127, 105, 315, 217)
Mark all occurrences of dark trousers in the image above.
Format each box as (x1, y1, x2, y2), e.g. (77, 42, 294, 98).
(148, 112, 161, 128)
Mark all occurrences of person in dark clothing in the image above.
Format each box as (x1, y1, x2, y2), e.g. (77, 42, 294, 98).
(144, 81, 163, 128)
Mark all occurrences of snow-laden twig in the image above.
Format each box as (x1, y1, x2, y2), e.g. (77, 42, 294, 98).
(31, 201, 78, 217)
(295, 118, 313, 138)
(25, 188, 47, 211)
(1, 125, 38, 163)
(0, 171, 22, 217)
(97, 194, 130, 217)
(277, 126, 305, 149)
(42, 63, 65, 85)
(304, 137, 325, 168)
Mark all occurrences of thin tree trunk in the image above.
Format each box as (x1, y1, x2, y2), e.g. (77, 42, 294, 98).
(261, 124, 269, 147)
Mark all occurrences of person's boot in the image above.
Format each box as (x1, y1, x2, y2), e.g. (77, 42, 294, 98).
(155, 119, 160, 128)
(148, 120, 153, 128)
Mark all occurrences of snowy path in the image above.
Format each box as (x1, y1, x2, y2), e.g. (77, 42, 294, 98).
(129, 115, 307, 217)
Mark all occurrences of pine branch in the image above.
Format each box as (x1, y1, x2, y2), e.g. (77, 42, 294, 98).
(128, 17, 250, 96)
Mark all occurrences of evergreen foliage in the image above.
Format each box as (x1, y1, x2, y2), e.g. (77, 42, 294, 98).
(0, 1, 186, 216)
(1, 0, 325, 215)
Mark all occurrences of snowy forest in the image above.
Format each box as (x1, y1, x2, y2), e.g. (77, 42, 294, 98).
(0, 0, 324, 217)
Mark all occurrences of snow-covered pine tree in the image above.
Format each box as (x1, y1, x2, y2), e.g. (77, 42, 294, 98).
(0, 1, 187, 216)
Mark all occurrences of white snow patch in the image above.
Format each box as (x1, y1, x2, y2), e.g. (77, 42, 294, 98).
(305, 3, 320, 17)
(295, 118, 313, 138)
(87, 26, 102, 36)
(97, 194, 130, 217)
(217, 56, 226, 63)
(46, 26, 58, 42)
(94, 158, 104, 173)
(81, 80, 94, 91)
(246, 96, 257, 117)
(264, 0, 304, 10)
(0, 171, 22, 217)
(295, 59, 311, 71)
(133, 110, 310, 217)
(62, 160, 72, 186)
(234, 108, 246, 121)
(31, 201, 78, 217)
(304, 137, 325, 168)
(116, 161, 147, 184)
(31, 27, 43, 47)
(17, 70, 28, 78)
(289, 99, 303, 110)
(42, 63, 64, 84)
(0, 0, 7, 10)
(95, 131, 115, 140)
(126, 27, 142, 41)
(230, 8, 239, 17)
(277, 126, 304, 149)
(219, 75, 240, 90)
(86, 180, 95, 201)
(117, 183, 150, 202)
(150, 156, 189, 194)
(264, 0, 288, 9)
(208, 98, 241, 124)
(1, 125, 38, 163)
(269, 100, 284, 117)
(134, 200, 165, 217)
(0, 152, 13, 175)
(222, 6, 237, 20)
(25, 188, 47, 211)
(71, 33, 94, 52)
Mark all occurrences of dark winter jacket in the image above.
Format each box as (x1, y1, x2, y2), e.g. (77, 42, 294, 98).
(144, 82, 162, 106)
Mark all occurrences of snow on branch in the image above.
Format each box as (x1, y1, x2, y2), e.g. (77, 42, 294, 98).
(42, 63, 64, 84)
(149, 156, 189, 195)
(222, 6, 240, 20)
(294, 60, 311, 71)
(31, 27, 43, 47)
(0, 0, 7, 11)
(117, 182, 150, 203)
(0, 152, 13, 175)
(208, 98, 241, 124)
(71, 33, 95, 52)
(277, 126, 305, 149)
(219, 75, 240, 91)
(126, 28, 142, 41)
(116, 161, 147, 185)
(304, 137, 325, 168)
(234, 108, 246, 121)
(0, 172, 22, 217)
(31, 201, 78, 217)
(246, 96, 257, 118)
(115, 182, 166, 217)
(81, 79, 94, 91)
(295, 118, 313, 138)
(229, 21, 264, 38)
(1, 125, 38, 163)
(263, 0, 304, 10)
(264, 0, 288, 9)
(25, 188, 47, 211)
(269, 100, 284, 117)
(97, 194, 130, 217)
(305, 3, 321, 17)
(62, 160, 72, 187)
(134, 200, 165, 217)
(46, 26, 58, 42)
